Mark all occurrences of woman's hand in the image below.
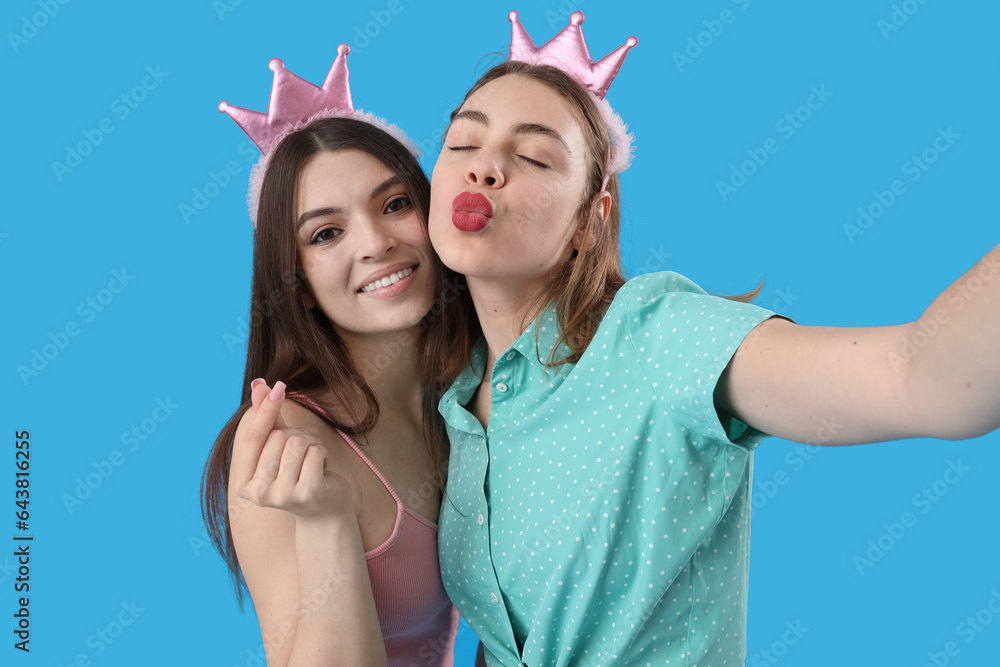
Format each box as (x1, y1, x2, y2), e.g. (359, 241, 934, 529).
(229, 379, 388, 667)
(232, 380, 355, 522)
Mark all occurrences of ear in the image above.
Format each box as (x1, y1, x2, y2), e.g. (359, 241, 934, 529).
(572, 190, 612, 252)
(594, 190, 612, 224)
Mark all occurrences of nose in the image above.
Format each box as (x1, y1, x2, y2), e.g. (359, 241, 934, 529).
(465, 152, 505, 188)
(358, 219, 398, 261)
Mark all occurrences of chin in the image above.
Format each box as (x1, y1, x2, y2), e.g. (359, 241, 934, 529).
(428, 234, 479, 275)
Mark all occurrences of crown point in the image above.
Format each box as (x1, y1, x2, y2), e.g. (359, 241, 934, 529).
(569, 11, 584, 26)
(268, 58, 285, 72)
(218, 101, 229, 113)
(337, 43, 350, 56)
(626, 36, 638, 47)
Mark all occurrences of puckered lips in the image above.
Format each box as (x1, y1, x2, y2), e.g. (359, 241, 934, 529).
(452, 192, 493, 232)
(357, 262, 419, 299)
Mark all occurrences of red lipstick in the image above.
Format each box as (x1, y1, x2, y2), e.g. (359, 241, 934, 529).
(452, 192, 493, 232)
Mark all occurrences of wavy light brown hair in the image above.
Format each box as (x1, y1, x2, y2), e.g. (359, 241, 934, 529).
(451, 61, 760, 366)
(200, 117, 476, 608)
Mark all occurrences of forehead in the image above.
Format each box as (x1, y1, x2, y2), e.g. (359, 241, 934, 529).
(295, 149, 391, 210)
(458, 74, 588, 144)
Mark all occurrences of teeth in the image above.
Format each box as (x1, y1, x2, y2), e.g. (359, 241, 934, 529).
(362, 266, 413, 293)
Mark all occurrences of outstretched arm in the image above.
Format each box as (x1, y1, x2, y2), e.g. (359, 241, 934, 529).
(716, 243, 1000, 446)
(229, 381, 388, 667)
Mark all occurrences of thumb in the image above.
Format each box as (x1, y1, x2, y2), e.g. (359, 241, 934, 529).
(231, 380, 288, 484)
(250, 378, 272, 411)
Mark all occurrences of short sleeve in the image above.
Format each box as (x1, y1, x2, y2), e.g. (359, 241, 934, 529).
(624, 271, 787, 451)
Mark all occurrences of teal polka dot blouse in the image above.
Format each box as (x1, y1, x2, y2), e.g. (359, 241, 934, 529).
(438, 271, 781, 666)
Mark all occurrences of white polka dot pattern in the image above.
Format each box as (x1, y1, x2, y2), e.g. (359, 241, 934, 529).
(438, 272, 779, 666)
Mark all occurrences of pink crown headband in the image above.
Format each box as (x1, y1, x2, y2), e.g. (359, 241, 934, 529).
(508, 10, 638, 177)
(218, 44, 419, 226)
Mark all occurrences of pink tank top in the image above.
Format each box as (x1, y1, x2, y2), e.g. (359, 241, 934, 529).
(289, 393, 459, 667)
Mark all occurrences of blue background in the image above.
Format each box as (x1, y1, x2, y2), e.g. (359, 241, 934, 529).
(3, 1, 998, 665)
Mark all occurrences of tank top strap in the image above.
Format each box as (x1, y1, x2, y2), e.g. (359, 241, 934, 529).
(286, 391, 404, 506)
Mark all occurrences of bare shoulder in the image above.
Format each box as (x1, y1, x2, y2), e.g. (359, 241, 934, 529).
(280, 398, 358, 477)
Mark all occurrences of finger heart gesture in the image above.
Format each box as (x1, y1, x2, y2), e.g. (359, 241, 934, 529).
(232, 380, 354, 521)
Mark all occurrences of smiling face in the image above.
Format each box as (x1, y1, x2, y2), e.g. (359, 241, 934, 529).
(295, 148, 434, 340)
(429, 74, 593, 296)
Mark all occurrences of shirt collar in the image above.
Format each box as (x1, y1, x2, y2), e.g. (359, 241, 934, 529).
(509, 300, 567, 367)
(440, 301, 571, 420)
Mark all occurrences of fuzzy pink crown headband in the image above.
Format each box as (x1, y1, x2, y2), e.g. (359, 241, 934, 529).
(218, 13, 637, 224)
(218, 44, 419, 226)
(508, 10, 638, 176)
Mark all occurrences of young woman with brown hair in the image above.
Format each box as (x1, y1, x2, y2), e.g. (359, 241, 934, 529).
(423, 13, 1000, 667)
(201, 48, 477, 666)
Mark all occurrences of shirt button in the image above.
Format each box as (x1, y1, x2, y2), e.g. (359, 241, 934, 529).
(490, 592, 499, 603)
(495, 382, 508, 393)
(477, 513, 485, 525)
(506, 352, 515, 361)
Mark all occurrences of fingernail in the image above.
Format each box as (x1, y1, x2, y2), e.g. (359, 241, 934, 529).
(304, 427, 319, 435)
(250, 378, 265, 389)
(269, 381, 286, 401)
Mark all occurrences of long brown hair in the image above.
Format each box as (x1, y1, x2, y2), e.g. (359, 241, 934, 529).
(451, 62, 761, 367)
(200, 117, 475, 608)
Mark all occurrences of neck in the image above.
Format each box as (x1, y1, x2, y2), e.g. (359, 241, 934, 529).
(467, 276, 548, 370)
(339, 326, 425, 428)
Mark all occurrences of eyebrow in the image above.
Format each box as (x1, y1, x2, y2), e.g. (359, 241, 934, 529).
(296, 175, 405, 230)
(451, 110, 571, 154)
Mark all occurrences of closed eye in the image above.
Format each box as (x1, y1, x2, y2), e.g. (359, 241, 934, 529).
(448, 145, 479, 151)
(517, 155, 549, 169)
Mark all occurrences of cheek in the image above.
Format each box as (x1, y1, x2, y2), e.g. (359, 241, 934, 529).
(298, 248, 321, 277)
(298, 248, 349, 294)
